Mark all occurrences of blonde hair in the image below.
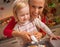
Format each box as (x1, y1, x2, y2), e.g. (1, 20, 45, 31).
(13, 2, 28, 21)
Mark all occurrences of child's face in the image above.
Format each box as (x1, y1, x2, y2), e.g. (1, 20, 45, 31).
(17, 6, 30, 24)
(29, 0, 45, 18)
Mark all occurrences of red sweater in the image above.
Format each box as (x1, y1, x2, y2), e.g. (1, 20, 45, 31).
(3, 16, 46, 38)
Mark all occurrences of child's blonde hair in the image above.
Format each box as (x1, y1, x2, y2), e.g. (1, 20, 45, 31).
(13, 1, 28, 21)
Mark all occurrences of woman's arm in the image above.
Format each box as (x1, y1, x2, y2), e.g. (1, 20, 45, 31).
(3, 17, 17, 37)
(39, 15, 46, 36)
(34, 18, 54, 36)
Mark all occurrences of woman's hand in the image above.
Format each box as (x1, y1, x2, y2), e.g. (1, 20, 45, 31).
(50, 34, 60, 40)
(33, 31, 42, 41)
(50, 36, 60, 40)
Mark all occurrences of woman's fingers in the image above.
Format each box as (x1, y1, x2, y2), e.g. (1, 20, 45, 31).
(57, 36, 60, 39)
(50, 36, 59, 40)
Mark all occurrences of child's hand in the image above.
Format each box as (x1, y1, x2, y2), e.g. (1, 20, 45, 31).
(20, 31, 32, 43)
(12, 31, 31, 43)
(33, 31, 42, 41)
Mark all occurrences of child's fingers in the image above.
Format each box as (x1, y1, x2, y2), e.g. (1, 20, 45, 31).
(26, 34, 31, 40)
(23, 34, 31, 43)
(33, 31, 38, 35)
(34, 32, 42, 37)
(35, 34, 42, 40)
(33, 32, 42, 40)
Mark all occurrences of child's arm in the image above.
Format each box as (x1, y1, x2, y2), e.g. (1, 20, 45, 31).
(12, 30, 31, 43)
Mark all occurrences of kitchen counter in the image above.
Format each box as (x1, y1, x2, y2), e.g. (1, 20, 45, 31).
(0, 37, 15, 44)
(0, 37, 54, 47)
(0, 37, 21, 47)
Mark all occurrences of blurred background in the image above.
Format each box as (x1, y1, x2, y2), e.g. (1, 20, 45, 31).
(0, 0, 60, 47)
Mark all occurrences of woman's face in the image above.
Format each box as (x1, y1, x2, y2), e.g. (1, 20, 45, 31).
(17, 6, 30, 24)
(29, 0, 45, 18)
